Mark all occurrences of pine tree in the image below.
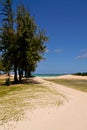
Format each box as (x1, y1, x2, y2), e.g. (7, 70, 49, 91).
(0, 1, 48, 83)
(16, 4, 48, 80)
(0, 0, 14, 78)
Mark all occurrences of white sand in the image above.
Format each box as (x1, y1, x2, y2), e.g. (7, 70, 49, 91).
(0, 75, 87, 130)
(43, 74, 87, 80)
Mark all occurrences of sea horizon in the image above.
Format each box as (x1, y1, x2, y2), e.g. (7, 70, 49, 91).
(33, 73, 69, 77)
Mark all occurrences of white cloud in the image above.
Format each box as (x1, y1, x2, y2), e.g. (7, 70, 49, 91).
(80, 49, 87, 52)
(76, 52, 87, 60)
(54, 49, 63, 53)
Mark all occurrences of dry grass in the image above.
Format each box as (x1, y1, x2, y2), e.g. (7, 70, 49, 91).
(0, 77, 65, 125)
(45, 78, 87, 92)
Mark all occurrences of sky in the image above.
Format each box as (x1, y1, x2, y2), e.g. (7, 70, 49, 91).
(1, 0, 87, 74)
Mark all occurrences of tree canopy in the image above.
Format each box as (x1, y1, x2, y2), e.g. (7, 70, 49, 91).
(0, 0, 48, 83)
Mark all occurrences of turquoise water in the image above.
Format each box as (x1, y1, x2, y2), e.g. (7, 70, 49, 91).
(33, 74, 66, 77)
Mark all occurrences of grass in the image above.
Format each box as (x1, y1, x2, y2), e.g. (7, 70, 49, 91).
(0, 77, 66, 126)
(0, 78, 5, 85)
(45, 79, 87, 92)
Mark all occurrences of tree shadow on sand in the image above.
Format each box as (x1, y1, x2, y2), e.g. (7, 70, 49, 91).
(22, 77, 41, 84)
(0, 75, 41, 86)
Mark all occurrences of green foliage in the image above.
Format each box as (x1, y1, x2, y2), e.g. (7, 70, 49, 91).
(0, 59, 3, 72)
(73, 72, 87, 76)
(0, 1, 48, 83)
(0, 0, 14, 73)
(5, 78, 10, 86)
(15, 4, 48, 80)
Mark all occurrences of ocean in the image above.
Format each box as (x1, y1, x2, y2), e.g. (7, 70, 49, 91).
(33, 74, 66, 77)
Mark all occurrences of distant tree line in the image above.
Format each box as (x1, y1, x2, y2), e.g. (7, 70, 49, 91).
(0, 0, 48, 83)
(73, 72, 87, 76)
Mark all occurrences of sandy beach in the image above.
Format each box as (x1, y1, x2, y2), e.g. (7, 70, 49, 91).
(0, 75, 87, 130)
(43, 74, 87, 80)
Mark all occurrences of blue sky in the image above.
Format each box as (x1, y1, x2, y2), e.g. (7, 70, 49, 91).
(1, 0, 87, 74)
(28, 0, 87, 74)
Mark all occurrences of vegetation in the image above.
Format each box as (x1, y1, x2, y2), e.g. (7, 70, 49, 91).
(5, 78, 11, 86)
(45, 79, 87, 92)
(73, 72, 87, 76)
(0, 59, 5, 73)
(0, 0, 48, 83)
(0, 78, 65, 125)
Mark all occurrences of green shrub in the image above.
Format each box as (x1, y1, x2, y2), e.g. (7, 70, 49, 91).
(5, 78, 10, 86)
(73, 72, 87, 76)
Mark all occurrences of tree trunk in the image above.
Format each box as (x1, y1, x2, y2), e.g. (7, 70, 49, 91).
(21, 68, 23, 78)
(18, 68, 22, 82)
(28, 71, 32, 77)
(25, 69, 27, 78)
(14, 65, 18, 83)
(8, 71, 10, 79)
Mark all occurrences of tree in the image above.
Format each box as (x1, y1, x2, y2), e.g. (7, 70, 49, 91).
(0, 56, 4, 73)
(0, 1, 48, 83)
(16, 4, 48, 81)
(0, 0, 14, 78)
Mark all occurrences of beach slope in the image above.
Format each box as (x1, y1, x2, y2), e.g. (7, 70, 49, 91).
(0, 75, 87, 130)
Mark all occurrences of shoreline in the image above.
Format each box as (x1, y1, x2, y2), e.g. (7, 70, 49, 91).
(42, 74, 87, 80)
(1, 73, 87, 80)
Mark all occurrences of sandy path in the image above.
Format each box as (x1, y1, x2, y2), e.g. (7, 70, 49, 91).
(0, 76, 87, 130)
